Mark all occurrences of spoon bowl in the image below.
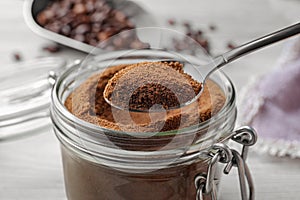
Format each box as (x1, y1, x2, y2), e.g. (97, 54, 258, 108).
(103, 55, 206, 112)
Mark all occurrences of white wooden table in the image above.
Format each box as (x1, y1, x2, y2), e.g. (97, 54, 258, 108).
(0, 0, 299, 199)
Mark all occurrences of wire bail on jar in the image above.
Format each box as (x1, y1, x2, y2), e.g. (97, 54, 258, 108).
(194, 126, 257, 200)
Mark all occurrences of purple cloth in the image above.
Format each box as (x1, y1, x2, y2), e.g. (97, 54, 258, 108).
(240, 37, 300, 142)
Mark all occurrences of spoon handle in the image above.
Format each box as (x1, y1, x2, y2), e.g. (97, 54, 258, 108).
(209, 22, 300, 76)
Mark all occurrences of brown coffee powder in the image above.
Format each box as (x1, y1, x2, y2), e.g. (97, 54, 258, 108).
(104, 61, 202, 111)
(65, 62, 225, 133)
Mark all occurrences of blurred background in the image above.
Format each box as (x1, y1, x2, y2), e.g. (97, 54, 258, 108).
(0, 0, 299, 199)
(1, 0, 299, 89)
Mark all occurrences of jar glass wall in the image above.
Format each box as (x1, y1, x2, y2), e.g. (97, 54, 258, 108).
(50, 50, 237, 200)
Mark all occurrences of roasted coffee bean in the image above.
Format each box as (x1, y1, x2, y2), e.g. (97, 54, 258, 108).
(73, 3, 87, 15)
(56, 8, 69, 18)
(199, 39, 209, 52)
(85, 1, 95, 13)
(97, 31, 111, 41)
(43, 44, 61, 53)
(43, 10, 55, 20)
(186, 32, 192, 37)
(77, 14, 90, 24)
(126, 21, 135, 29)
(45, 22, 61, 33)
(61, 25, 71, 36)
(100, 4, 111, 14)
(73, 34, 86, 42)
(12, 52, 22, 61)
(91, 23, 102, 33)
(88, 39, 99, 46)
(227, 42, 236, 49)
(94, 1, 106, 10)
(198, 39, 208, 48)
(90, 12, 106, 23)
(114, 11, 127, 22)
(60, 13, 74, 24)
(168, 19, 176, 25)
(75, 23, 90, 34)
(183, 21, 191, 29)
(60, 0, 73, 9)
(86, 32, 97, 40)
(209, 24, 216, 31)
(36, 13, 48, 26)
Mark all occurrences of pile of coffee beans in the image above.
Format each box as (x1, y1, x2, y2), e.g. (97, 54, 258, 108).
(37, 0, 148, 50)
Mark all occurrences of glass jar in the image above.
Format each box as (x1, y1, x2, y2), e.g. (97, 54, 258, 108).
(0, 57, 66, 141)
(50, 50, 253, 200)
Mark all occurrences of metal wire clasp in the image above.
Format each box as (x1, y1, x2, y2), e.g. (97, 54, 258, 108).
(48, 59, 82, 86)
(195, 126, 257, 200)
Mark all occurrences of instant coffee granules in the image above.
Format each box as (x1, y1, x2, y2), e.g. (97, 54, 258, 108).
(104, 61, 202, 111)
(65, 61, 225, 132)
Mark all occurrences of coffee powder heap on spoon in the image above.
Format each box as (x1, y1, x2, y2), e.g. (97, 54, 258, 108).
(104, 61, 202, 111)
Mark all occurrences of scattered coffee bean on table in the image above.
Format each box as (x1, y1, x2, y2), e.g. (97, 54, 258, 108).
(43, 44, 61, 53)
(227, 42, 236, 50)
(167, 20, 212, 55)
(168, 19, 176, 26)
(12, 52, 22, 62)
(37, 0, 147, 50)
(209, 24, 216, 31)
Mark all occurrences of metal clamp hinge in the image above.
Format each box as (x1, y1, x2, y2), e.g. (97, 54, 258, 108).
(195, 126, 257, 200)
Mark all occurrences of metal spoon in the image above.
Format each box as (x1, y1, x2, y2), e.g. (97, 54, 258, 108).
(183, 22, 300, 108)
(105, 22, 300, 112)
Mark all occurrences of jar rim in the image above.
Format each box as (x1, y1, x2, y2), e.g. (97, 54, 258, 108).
(51, 50, 236, 136)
